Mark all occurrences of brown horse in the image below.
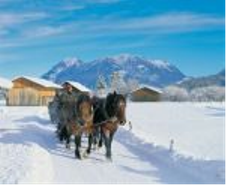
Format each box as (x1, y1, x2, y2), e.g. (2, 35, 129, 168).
(70, 94, 94, 159)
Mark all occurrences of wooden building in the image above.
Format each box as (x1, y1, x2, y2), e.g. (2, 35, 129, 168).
(130, 85, 162, 102)
(8, 76, 61, 106)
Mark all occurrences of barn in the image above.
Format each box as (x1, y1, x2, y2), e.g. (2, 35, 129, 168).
(62, 81, 91, 95)
(8, 76, 61, 106)
(130, 85, 163, 102)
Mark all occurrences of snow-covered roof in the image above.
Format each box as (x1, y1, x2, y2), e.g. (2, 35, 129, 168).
(0, 77, 13, 89)
(13, 76, 61, 89)
(132, 84, 163, 94)
(64, 81, 91, 92)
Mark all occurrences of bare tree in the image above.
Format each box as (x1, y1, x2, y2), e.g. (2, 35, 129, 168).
(96, 74, 108, 97)
(162, 86, 189, 101)
(110, 71, 127, 94)
(190, 86, 225, 102)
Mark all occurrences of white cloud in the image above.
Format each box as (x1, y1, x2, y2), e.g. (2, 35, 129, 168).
(0, 11, 224, 49)
(82, 0, 123, 4)
(0, 12, 49, 38)
(0, 12, 48, 30)
(60, 5, 85, 11)
(23, 26, 65, 38)
(83, 12, 224, 34)
(19, 12, 223, 39)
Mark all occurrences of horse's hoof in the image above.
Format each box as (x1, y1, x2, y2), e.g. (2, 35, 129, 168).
(93, 144, 98, 151)
(98, 143, 102, 148)
(83, 151, 89, 158)
(75, 151, 82, 160)
(66, 143, 71, 149)
(106, 156, 112, 162)
(97, 146, 101, 151)
(86, 148, 91, 154)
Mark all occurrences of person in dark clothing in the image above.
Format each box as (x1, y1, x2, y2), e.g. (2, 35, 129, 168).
(57, 82, 79, 147)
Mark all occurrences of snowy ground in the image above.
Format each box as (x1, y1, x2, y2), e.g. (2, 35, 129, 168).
(0, 99, 6, 106)
(0, 103, 225, 184)
(128, 102, 225, 160)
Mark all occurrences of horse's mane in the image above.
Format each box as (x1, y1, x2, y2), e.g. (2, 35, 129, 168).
(92, 92, 126, 124)
(76, 94, 92, 112)
(105, 92, 126, 118)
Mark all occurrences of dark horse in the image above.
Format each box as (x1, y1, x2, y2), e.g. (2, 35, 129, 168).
(89, 91, 127, 160)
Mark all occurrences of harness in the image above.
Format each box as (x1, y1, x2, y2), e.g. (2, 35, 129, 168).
(70, 98, 94, 135)
(93, 96, 120, 128)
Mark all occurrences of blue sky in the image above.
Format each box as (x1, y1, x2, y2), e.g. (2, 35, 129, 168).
(0, 0, 225, 79)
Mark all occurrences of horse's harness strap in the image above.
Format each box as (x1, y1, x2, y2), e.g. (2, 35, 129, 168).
(103, 99, 110, 120)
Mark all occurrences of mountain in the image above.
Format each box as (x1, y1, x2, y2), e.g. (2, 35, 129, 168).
(42, 54, 186, 89)
(177, 69, 225, 90)
(42, 58, 83, 82)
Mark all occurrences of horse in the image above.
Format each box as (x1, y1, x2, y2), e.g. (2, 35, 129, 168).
(69, 93, 94, 159)
(91, 91, 127, 160)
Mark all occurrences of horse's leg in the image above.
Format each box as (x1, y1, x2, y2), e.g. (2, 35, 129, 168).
(103, 130, 112, 160)
(108, 132, 115, 159)
(65, 125, 71, 149)
(75, 134, 82, 159)
(59, 125, 66, 142)
(86, 133, 93, 154)
(98, 128, 103, 148)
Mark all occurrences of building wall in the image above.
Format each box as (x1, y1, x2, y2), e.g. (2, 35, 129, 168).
(131, 88, 161, 102)
(39, 90, 57, 105)
(8, 79, 57, 106)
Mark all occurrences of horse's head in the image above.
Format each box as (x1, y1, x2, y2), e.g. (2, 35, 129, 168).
(77, 94, 93, 124)
(106, 91, 127, 125)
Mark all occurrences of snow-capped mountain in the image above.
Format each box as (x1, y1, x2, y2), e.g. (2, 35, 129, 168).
(42, 54, 186, 89)
(42, 58, 83, 82)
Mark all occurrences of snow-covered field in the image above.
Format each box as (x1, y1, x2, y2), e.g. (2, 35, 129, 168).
(128, 102, 225, 160)
(0, 103, 225, 184)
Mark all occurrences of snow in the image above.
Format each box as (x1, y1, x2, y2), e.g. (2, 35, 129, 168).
(0, 103, 225, 184)
(176, 76, 193, 84)
(64, 80, 91, 92)
(13, 76, 61, 89)
(112, 53, 135, 63)
(132, 84, 163, 94)
(0, 77, 13, 89)
(0, 107, 54, 183)
(42, 58, 82, 81)
(149, 59, 171, 70)
(111, 54, 170, 70)
(43, 55, 185, 88)
(127, 102, 225, 160)
(62, 58, 81, 67)
(111, 54, 174, 75)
